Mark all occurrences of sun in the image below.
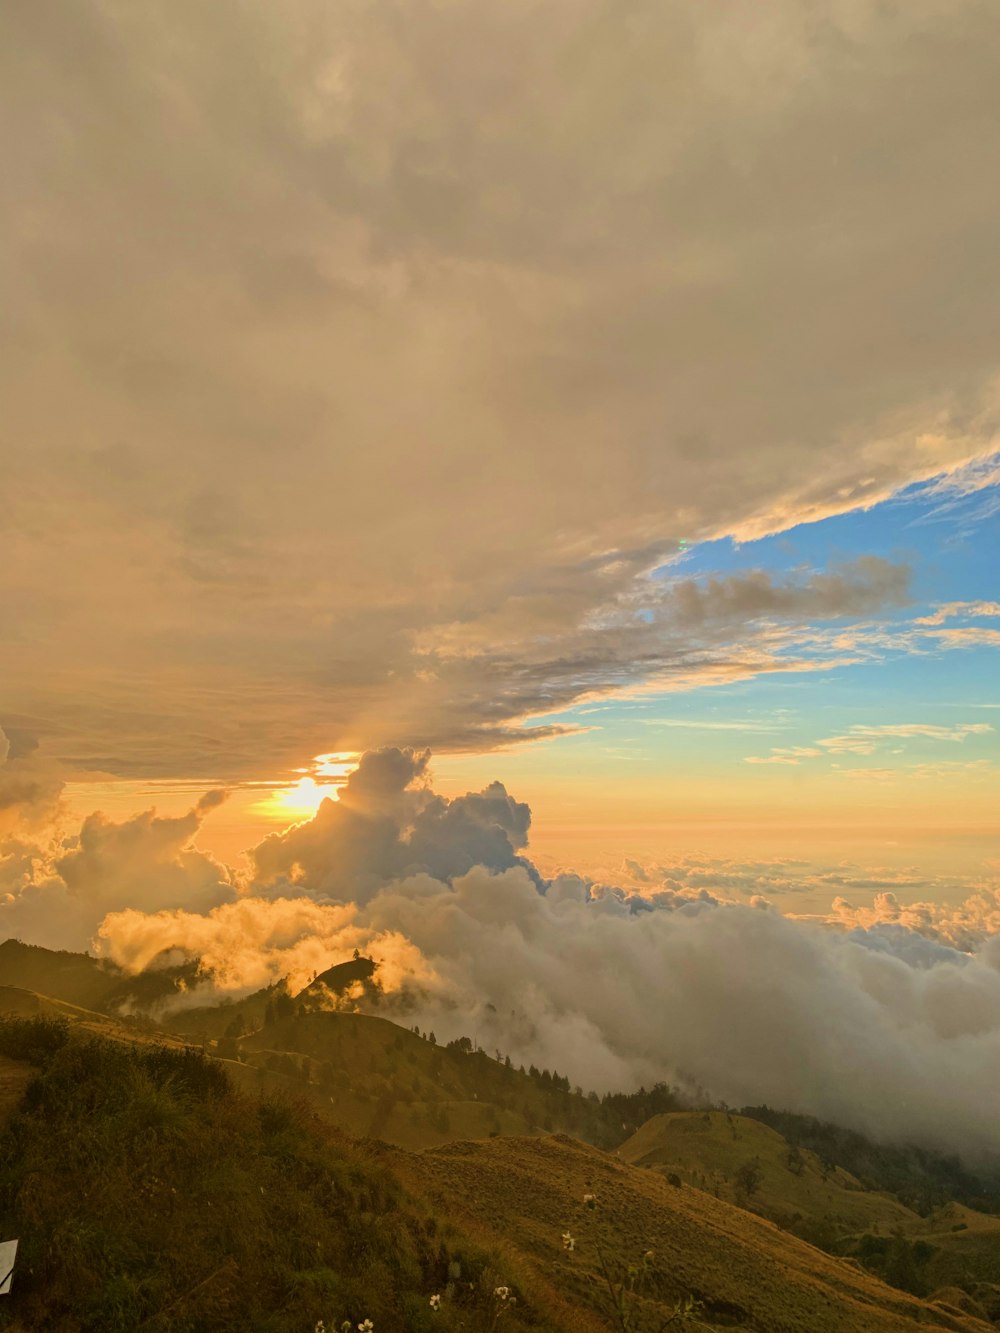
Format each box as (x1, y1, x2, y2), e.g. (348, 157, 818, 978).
(269, 777, 338, 818)
(256, 752, 359, 820)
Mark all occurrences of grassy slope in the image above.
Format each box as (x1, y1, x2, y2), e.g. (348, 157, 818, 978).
(0, 1017, 993, 1333)
(619, 1110, 921, 1236)
(0, 942, 117, 1011)
(4, 947, 999, 1326)
(398, 1132, 994, 1333)
(229, 1010, 616, 1150)
(0, 1016, 549, 1333)
(618, 1112, 1000, 1317)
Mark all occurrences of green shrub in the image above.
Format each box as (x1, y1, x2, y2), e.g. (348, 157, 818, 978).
(0, 1015, 71, 1065)
(0, 1033, 531, 1333)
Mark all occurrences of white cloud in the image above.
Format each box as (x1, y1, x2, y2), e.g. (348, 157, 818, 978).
(0, 792, 233, 947)
(97, 859, 1000, 1158)
(7, 749, 1000, 1156)
(745, 720, 995, 766)
(915, 601, 1000, 626)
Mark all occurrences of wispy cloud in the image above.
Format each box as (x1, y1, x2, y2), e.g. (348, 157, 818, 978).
(824, 722, 994, 744)
(915, 601, 1000, 626)
(745, 722, 994, 766)
(744, 746, 823, 765)
(645, 719, 785, 733)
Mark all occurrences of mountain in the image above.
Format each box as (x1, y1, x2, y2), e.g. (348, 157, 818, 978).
(0, 938, 118, 1010)
(619, 1109, 921, 1237)
(0, 1009, 995, 1333)
(3, 940, 1000, 1328)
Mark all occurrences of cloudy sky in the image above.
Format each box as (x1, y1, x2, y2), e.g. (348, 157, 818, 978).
(2, 1, 1000, 1148)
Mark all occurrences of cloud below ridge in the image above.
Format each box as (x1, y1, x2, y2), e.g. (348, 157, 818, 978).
(3, 746, 999, 1159)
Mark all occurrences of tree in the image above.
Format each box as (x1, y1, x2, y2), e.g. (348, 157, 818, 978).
(735, 1161, 763, 1198)
(786, 1146, 805, 1176)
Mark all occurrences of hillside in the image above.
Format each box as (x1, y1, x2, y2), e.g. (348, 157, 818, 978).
(3, 942, 1000, 1325)
(0, 940, 118, 1011)
(398, 1131, 994, 1333)
(619, 1111, 1000, 1321)
(0, 939, 682, 1151)
(619, 1110, 921, 1238)
(739, 1105, 1000, 1216)
(0, 1014, 995, 1333)
(232, 1009, 619, 1150)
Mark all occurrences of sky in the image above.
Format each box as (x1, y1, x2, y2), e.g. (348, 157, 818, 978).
(2, 0, 1000, 1151)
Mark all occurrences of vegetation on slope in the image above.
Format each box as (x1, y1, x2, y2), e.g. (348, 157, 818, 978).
(400, 1131, 994, 1333)
(618, 1111, 1000, 1323)
(738, 1106, 1000, 1217)
(0, 1016, 543, 1333)
(2, 1016, 993, 1333)
(4, 941, 1000, 1328)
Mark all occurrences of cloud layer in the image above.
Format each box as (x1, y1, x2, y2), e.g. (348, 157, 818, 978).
(2, 1, 999, 776)
(4, 746, 999, 1159)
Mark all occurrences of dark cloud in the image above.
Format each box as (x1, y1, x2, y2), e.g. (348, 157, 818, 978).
(662, 558, 911, 626)
(252, 747, 537, 897)
(0, 727, 64, 835)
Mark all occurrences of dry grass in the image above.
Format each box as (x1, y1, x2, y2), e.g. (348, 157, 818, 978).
(398, 1133, 997, 1333)
(619, 1111, 920, 1237)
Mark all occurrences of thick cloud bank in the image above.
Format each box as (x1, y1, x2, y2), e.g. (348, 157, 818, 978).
(2, 0, 999, 776)
(97, 873, 1000, 1160)
(1, 739, 997, 1155)
(6, 747, 996, 1158)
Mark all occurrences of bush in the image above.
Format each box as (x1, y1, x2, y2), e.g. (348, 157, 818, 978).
(0, 1032, 530, 1333)
(0, 1015, 71, 1066)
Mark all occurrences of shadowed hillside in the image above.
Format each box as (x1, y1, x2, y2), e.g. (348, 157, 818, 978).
(4, 945, 1000, 1327)
(619, 1110, 921, 1236)
(0, 941, 117, 1011)
(0, 1015, 994, 1333)
(231, 1008, 628, 1150)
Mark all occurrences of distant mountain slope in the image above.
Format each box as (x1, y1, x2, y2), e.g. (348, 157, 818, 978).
(234, 1009, 619, 1149)
(399, 1132, 993, 1333)
(739, 1104, 1000, 1216)
(618, 1110, 1000, 1319)
(619, 1109, 921, 1237)
(0, 938, 118, 1010)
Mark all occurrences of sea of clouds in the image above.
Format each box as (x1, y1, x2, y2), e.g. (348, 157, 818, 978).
(2, 738, 999, 1160)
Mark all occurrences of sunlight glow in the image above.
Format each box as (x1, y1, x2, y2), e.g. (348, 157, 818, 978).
(256, 752, 359, 820)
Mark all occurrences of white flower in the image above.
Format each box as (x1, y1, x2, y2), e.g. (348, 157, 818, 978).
(358, 1321, 374, 1332)
(562, 1231, 576, 1251)
(429, 1294, 441, 1310)
(494, 1286, 511, 1301)
(315, 1324, 325, 1333)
